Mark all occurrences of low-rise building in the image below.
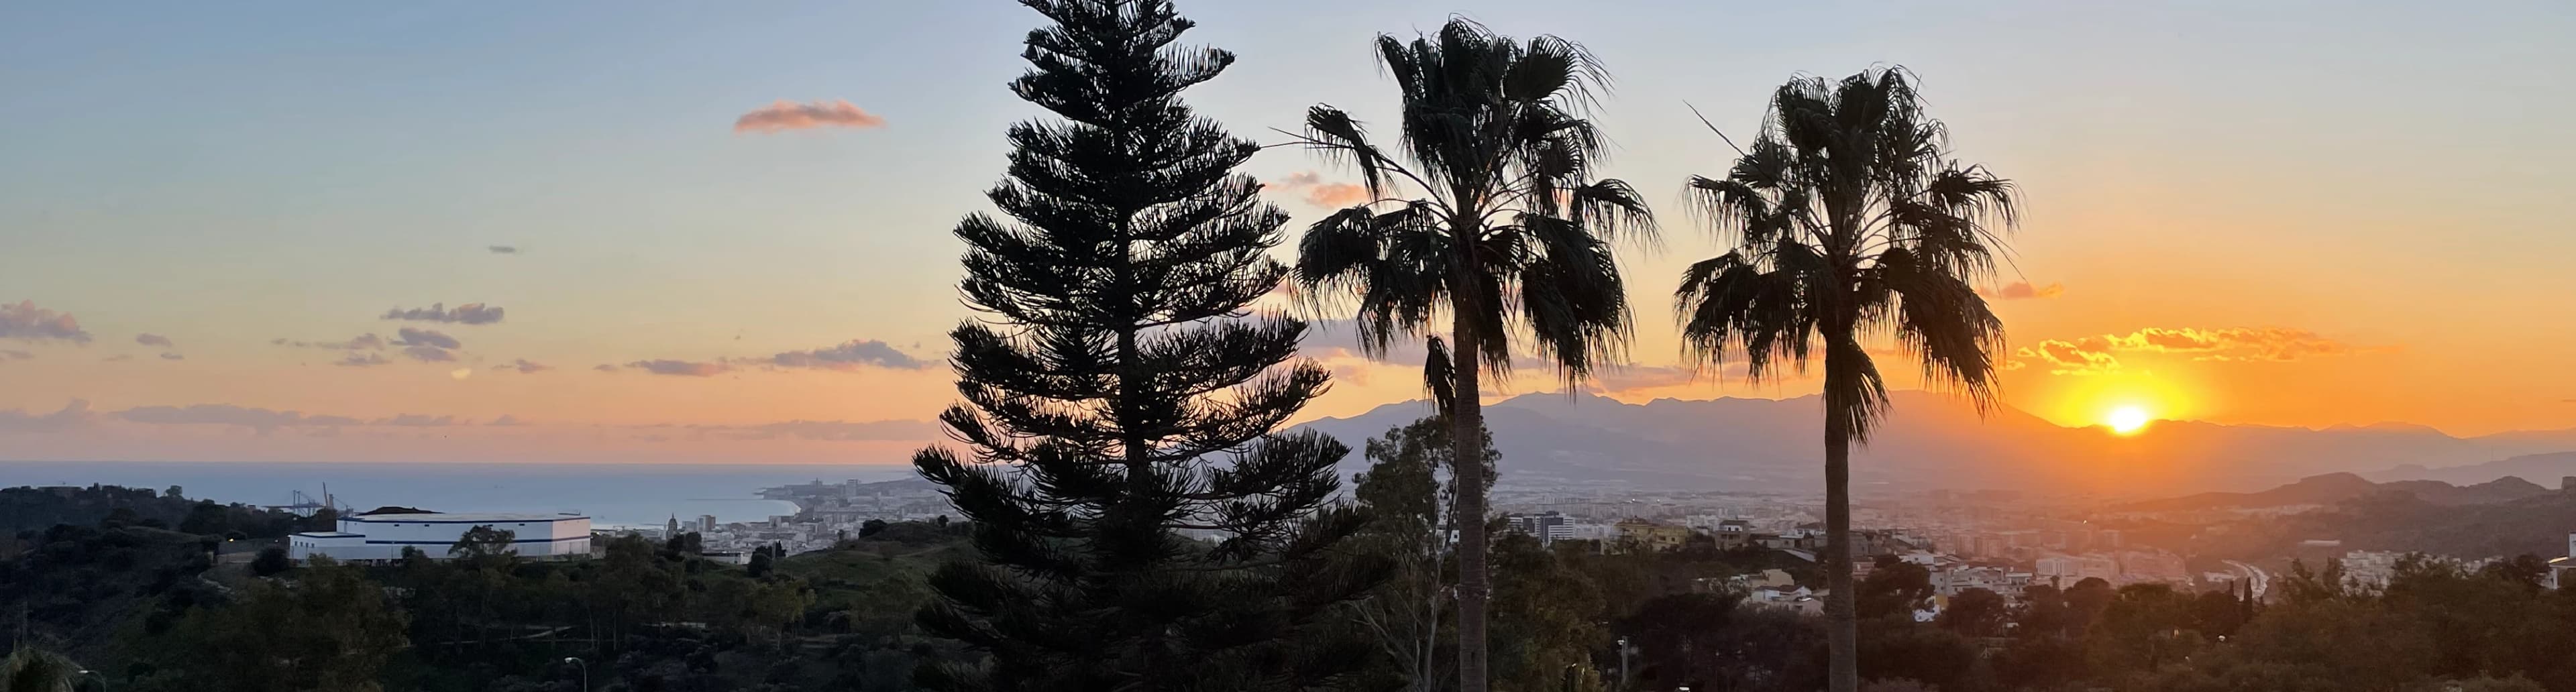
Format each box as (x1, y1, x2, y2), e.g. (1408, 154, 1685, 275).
(289, 512, 592, 563)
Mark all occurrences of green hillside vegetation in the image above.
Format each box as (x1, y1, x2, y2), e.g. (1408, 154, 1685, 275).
(3, 498, 983, 692)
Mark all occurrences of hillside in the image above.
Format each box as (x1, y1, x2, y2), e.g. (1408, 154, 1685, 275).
(2197, 488, 2576, 561)
(1294, 392, 2576, 496)
(2372, 451, 2576, 488)
(2117, 473, 2553, 512)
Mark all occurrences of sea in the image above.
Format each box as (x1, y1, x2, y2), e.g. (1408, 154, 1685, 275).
(2, 461, 919, 528)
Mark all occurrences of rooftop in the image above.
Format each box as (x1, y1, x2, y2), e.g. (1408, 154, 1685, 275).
(343, 512, 589, 523)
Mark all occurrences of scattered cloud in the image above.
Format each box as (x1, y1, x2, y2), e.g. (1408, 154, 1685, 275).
(1271, 172, 1374, 208)
(488, 414, 527, 426)
(158, 352, 184, 361)
(392, 328, 461, 349)
(1979, 281, 2065, 300)
(135, 333, 174, 348)
(115, 404, 362, 431)
(593, 364, 619, 372)
(376, 414, 463, 426)
(449, 367, 474, 380)
(698, 419, 942, 441)
(392, 328, 463, 362)
(2016, 339, 2123, 375)
(1305, 183, 1371, 207)
(623, 359, 732, 377)
(278, 333, 386, 351)
(2103, 327, 2359, 362)
(0, 400, 95, 432)
(488, 245, 519, 254)
(1, 349, 31, 361)
(382, 302, 504, 325)
(753, 339, 930, 371)
(337, 352, 393, 367)
(2017, 327, 2377, 376)
(492, 359, 551, 374)
(103, 354, 133, 362)
(0, 300, 91, 343)
(733, 99, 885, 133)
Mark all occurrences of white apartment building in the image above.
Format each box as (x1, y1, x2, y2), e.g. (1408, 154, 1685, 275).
(288, 512, 592, 563)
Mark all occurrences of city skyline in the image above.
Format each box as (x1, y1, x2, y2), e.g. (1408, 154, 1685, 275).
(6, 1, 2575, 465)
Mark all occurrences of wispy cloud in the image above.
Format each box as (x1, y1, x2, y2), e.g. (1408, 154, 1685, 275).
(623, 359, 732, 377)
(488, 245, 519, 254)
(337, 352, 393, 367)
(488, 414, 527, 426)
(669, 419, 942, 441)
(1271, 172, 1374, 208)
(382, 302, 504, 325)
(391, 328, 462, 362)
(115, 404, 363, 431)
(277, 333, 386, 351)
(0, 400, 95, 432)
(374, 414, 463, 426)
(2017, 326, 2377, 376)
(2016, 339, 2123, 375)
(492, 359, 551, 374)
(135, 333, 174, 348)
(1979, 281, 2065, 300)
(733, 99, 885, 133)
(1, 349, 31, 361)
(158, 352, 184, 361)
(0, 300, 91, 343)
(752, 339, 930, 371)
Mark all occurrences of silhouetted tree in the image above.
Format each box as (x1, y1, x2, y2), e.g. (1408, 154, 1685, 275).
(1676, 68, 2019, 692)
(250, 546, 290, 576)
(1346, 416, 1497, 692)
(1855, 557, 1933, 620)
(859, 519, 888, 538)
(1936, 587, 2008, 637)
(911, 2, 1376, 690)
(1, 646, 85, 692)
(1289, 21, 1652, 692)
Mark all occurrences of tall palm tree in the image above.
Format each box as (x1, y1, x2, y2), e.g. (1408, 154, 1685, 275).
(1676, 68, 2017, 692)
(1288, 19, 1652, 692)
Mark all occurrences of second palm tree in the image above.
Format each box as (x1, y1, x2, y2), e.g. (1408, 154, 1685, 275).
(1290, 19, 1652, 692)
(1677, 68, 2019, 692)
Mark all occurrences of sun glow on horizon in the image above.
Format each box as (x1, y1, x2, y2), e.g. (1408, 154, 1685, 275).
(2106, 406, 2153, 435)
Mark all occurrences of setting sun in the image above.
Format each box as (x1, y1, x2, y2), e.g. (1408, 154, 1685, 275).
(2106, 406, 2153, 435)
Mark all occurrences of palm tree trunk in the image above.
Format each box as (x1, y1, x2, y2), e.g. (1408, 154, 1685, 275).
(1450, 307, 1491, 692)
(1823, 358, 1860, 692)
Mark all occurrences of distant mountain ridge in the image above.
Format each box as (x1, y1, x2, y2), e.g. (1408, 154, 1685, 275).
(1291, 392, 2576, 496)
(2116, 472, 2553, 512)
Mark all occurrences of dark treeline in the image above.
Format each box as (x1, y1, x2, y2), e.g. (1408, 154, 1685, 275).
(5, 498, 985, 692)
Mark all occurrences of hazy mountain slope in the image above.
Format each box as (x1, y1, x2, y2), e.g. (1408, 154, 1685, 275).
(1293, 392, 2576, 495)
(2117, 472, 2551, 512)
(2371, 451, 2576, 488)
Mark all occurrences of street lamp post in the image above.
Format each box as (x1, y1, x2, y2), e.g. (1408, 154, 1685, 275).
(563, 656, 589, 692)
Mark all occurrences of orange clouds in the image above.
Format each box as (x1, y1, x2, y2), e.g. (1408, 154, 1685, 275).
(1979, 281, 2064, 300)
(2014, 327, 2375, 375)
(2019, 339, 2123, 375)
(1305, 183, 1371, 207)
(1271, 172, 1373, 208)
(733, 99, 886, 133)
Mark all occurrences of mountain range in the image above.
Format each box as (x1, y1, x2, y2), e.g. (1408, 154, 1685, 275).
(1293, 391, 2576, 497)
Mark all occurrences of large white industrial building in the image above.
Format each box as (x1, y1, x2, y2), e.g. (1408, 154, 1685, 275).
(288, 512, 592, 563)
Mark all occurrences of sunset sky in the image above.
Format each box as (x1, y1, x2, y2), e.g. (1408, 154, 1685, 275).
(5, 1, 2572, 465)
